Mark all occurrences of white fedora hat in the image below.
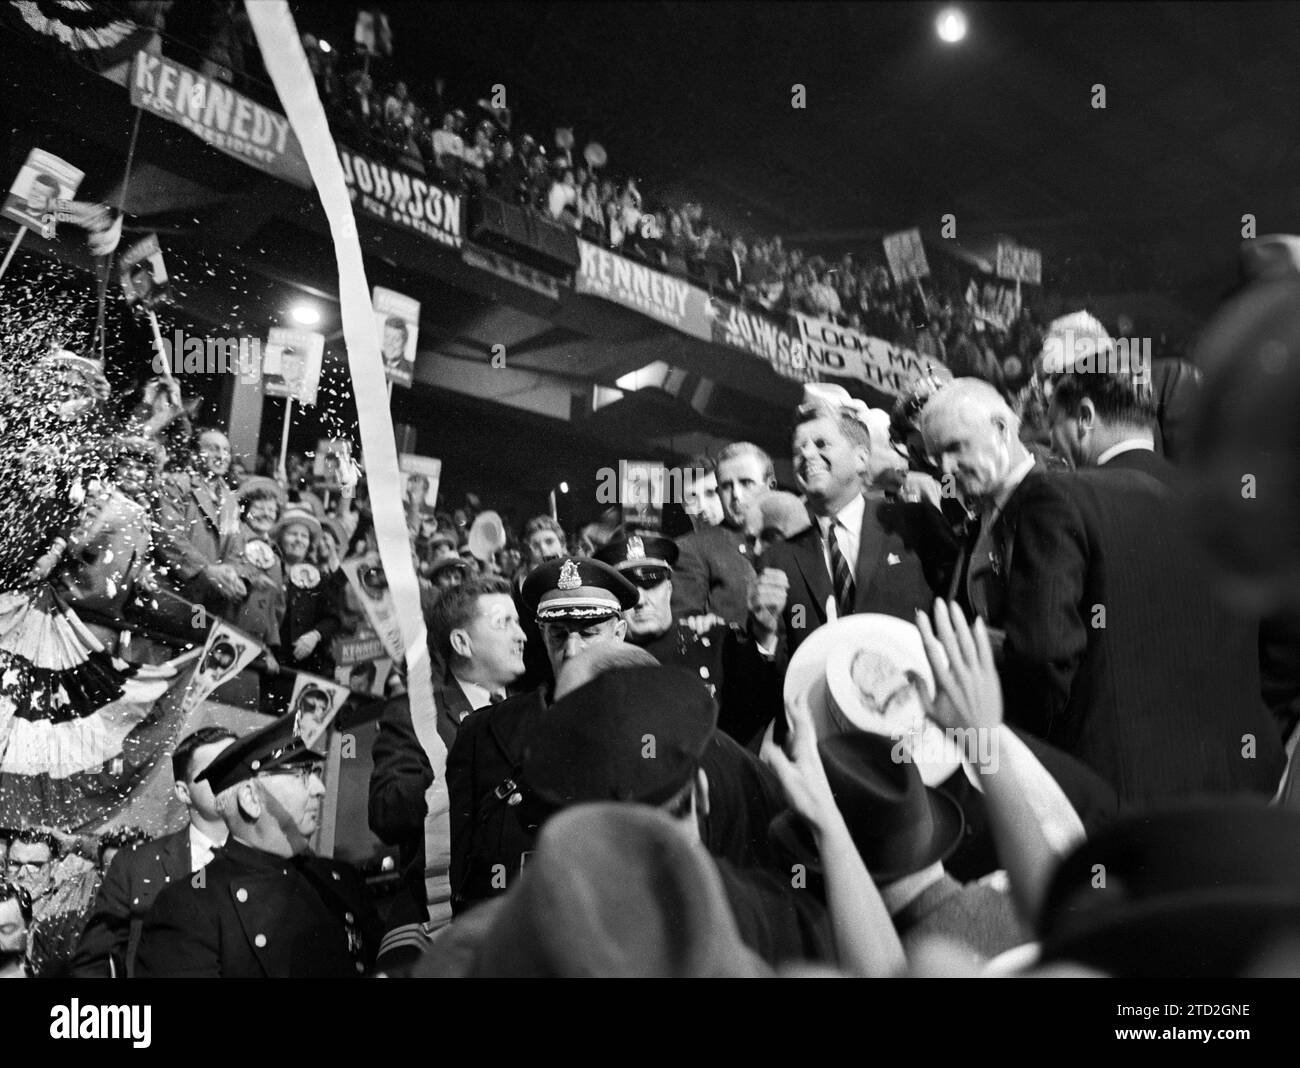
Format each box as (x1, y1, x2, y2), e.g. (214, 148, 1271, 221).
(783, 614, 965, 787)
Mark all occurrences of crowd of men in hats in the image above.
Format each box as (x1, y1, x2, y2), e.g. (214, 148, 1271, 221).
(6, 234, 1300, 978)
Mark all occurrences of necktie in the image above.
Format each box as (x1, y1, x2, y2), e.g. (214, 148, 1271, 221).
(826, 519, 855, 618)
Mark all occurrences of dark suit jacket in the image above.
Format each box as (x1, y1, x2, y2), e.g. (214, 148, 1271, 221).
(70, 828, 190, 978)
(368, 677, 477, 923)
(134, 838, 380, 978)
(992, 467, 1284, 806)
(446, 683, 793, 912)
(446, 688, 550, 913)
(671, 524, 757, 627)
(760, 495, 956, 655)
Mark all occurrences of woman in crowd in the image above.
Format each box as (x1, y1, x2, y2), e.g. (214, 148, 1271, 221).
(229, 478, 286, 683)
(269, 508, 341, 713)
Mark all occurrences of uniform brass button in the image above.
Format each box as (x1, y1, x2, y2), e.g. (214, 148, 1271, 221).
(331, 871, 341, 881)
(355, 962, 365, 973)
(237, 888, 248, 902)
(345, 912, 355, 923)
(699, 666, 710, 679)
(254, 934, 267, 947)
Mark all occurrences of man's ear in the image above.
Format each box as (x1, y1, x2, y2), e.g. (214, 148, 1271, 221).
(1078, 398, 1097, 431)
(174, 781, 192, 807)
(236, 781, 261, 822)
(612, 618, 628, 641)
(448, 627, 472, 659)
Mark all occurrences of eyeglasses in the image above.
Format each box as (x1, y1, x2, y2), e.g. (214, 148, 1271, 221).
(258, 762, 325, 783)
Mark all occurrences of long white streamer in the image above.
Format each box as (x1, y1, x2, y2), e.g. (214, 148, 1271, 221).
(244, 5, 446, 801)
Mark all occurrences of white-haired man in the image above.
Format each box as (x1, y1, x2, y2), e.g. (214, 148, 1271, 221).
(921, 377, 1285, 807)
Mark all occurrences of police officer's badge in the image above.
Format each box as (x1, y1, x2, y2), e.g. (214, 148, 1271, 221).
(289, 562, 321, 589)
(244, 539, 276, 571)
(558, 558, 581, 590)
(626, 535, 645, 560)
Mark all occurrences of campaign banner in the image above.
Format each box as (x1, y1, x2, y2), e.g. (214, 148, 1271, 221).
(462, 243, 561, 300)
(995, 242, 1042, 285)
(373, 286, 419, 388)
(2, 149, 84, 238)
(130, 52, 307, 185)
(289, 673, 353, 750)
(619, 460, 667, 531)
(883, 228, 930, 285)
(793, 312, 946, 397)
(338, 148, 463, 249)
(964, 278, 1021, 332)
(340, 555, 405, 662)
(263, 327, 325, 405)
(575, 240, 713, 341)
(398, 454, 442, 533)
(119, 234, 172, 311)
(709, 301, 813, 382)
(182, 620, 263, 714)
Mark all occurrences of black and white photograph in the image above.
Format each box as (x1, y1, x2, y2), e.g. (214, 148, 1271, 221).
(1, 0, 1299, 1031)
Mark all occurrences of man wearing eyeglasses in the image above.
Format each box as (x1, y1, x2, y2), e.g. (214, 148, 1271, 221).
(71, 727, 236, 978)
(134, 714, 380, 978)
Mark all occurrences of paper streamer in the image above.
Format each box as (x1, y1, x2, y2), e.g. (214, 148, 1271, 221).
(245, 5, 445, 798)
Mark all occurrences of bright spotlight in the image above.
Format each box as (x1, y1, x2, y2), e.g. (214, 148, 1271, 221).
(559, 481, 570, 494)
(291, 304, 321, 326)
(936, 7, 967, 44)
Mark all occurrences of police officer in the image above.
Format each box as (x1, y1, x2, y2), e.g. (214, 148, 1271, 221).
(595, 533, 784, 748)
(134, 714, 380, 977)
(446, 556, 639, 914)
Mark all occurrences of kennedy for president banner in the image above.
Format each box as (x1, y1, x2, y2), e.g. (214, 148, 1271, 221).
(793, 312, 945, 397)
(575, 240, 713, 341)
(130, 51, 308, 186)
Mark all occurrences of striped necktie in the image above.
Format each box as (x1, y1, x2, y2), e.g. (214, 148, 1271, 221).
(826, 518, 855, 618)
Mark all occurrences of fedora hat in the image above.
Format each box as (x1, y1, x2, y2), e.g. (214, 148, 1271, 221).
(408, 803, 770, 977)
(783, 614, 964, 786)
(769, 730, 964, 884)
(1039, 801, 1300, 977)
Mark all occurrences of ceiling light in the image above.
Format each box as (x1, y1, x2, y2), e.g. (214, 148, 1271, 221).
(291, 304, 321, 326)
(559, 482, 569, 494)
(936, 7, 967, 44)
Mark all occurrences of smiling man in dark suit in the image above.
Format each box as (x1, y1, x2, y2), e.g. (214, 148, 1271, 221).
(758, 394, 956, 656)
(924, 375, 1284, 806)
(70, 726, 236, 977)
(370, 576, 527, 942)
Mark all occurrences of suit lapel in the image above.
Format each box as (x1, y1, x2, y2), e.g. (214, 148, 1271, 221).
(160, 828, 191, 880)
(789, 524, 832, 625)
(853, 496, 885, 610)
(192, 479, 222, 532)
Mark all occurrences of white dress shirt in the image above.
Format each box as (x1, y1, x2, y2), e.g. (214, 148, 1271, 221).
(453, 677, 500, 717)
(1096, 438, 1156, 466)
(818, 492, 865, 580)
(188, 824, 223, 872)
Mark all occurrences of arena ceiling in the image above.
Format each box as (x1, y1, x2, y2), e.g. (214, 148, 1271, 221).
(296, 0, 1300, 315)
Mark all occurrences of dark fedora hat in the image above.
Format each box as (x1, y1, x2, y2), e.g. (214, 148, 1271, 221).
(1039, 800, 1300, 977)
(769, 730, 964, 884)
